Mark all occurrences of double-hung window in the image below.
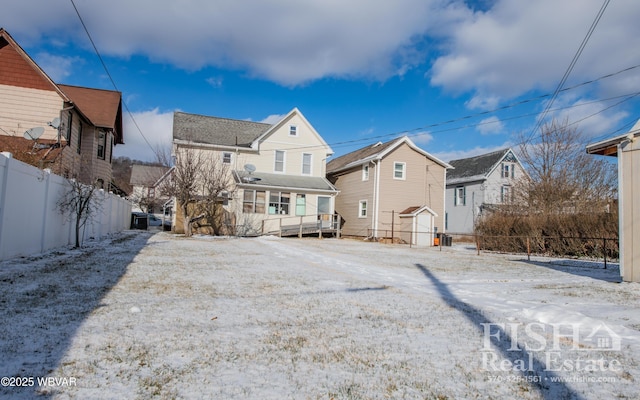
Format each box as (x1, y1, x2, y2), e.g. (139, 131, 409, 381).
(302, 153, 312, 175)
(502, 163, 514, 178)
(274, 150, 285, 172)
(359, 200, 367, 218)
(222, 152, 232, 164)
(454, 186, 466, 206)
(393, 162, 406, 180)
(97, 131, 106, 160)
(501, 185, 511, 203)
(289, 125, 298, 136)
(362, 164, 369, 181)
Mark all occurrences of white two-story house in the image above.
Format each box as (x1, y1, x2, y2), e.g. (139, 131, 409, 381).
(445, 148, 527, 234)
(171, 108, 338, 235)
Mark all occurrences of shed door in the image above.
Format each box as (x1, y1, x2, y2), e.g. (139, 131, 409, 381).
(416, 214, 432, 246)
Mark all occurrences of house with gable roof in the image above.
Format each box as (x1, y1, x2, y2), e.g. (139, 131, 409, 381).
(327, 136, 451, 245)
(171, 108, 338, 235)
(0, 28, 123, 188)
(129, 164, 172, 214)
(445, 148, 527, 234)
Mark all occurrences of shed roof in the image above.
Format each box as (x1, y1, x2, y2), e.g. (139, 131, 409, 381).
(233, 170, 337, 193)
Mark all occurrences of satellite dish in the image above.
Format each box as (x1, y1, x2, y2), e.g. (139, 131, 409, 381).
(24, 127, 45, 140)
(244, 164, 256, 173)
(48, 118, 60, 129)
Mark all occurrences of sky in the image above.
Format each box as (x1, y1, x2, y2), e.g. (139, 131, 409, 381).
(3, 0, 640, 163)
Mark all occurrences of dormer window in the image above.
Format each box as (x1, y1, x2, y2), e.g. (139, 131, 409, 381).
(289, 125, 298, 136)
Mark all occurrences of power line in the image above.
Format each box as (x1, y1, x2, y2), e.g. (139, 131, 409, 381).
(69, 0, 156, 154)
(526, 0, 611, 142)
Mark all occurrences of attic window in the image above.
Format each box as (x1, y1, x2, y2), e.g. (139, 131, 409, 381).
(289, 125, 298, 136)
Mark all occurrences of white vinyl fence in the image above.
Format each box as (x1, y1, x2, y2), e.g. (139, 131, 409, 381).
(0, 152, 131, 260)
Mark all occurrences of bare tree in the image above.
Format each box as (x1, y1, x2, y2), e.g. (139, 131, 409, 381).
(160, 145, 233, 236)
(516, 119, 617, 213)
(194, 155, 233, 235)
(57, 178, 103, 248)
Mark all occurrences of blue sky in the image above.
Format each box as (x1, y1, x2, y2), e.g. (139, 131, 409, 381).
(4, 0, 640, 163)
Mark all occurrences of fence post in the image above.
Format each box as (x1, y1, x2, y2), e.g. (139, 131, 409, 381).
(299, 216, 303, 238)
(476, 234, 481, 256)
(40, 169, 52, 253)
(391, 210, 394, 242)
(527, 237, 531, 261)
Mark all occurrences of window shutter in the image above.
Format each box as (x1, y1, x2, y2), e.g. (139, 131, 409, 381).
(463, 187, 466, 206)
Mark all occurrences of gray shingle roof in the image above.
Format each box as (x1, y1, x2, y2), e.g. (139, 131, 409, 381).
(326, 138, 399, 174)
(130, 164, 171, 186)
(173, 111, 271, 147)
(446, 149, 510, 183)
(233, 171, 337, 192)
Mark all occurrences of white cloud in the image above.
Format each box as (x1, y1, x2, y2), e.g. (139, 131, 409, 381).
(34, 53, 81, 82)
(206, 76, 223, 88)
(259, 114, 285, 124)
(434, 142, 513, 164)
(429, 0, 640, 107)
(3, 0, 440, 86)
(476, 116, 504, 135)
(410, 131, 434, 146)
(114, 108, 174, 162)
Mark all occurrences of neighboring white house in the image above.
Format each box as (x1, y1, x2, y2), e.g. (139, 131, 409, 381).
(171, 108, 338, 235)
(586, 119, 640, 283)
(445, 148, 526, 234)
(129, 164, 171, 213)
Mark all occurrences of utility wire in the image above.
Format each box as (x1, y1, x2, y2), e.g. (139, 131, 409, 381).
(526, 0, 611, 142)
(69, 0, 156, 154)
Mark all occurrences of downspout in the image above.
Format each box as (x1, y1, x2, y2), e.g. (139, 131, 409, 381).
(373, 159, 381, 238)
(442, 168, 447, 233)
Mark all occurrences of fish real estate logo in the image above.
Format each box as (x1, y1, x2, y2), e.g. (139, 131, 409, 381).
(480, 322, 622, 373)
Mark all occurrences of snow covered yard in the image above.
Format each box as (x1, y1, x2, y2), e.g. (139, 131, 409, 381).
(0, 231, 638, 399)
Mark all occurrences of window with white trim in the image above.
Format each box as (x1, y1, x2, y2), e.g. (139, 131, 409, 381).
(274, 150, 285, 172)
(295, 194, 306, 215)
(222, 152, 232, 164)
(501, 185, 511, 203)
(269, 192, 290, 214)
(393, 162, 406, 179)
(502, 163, 514, 178)
(362, 164, 369, 181)
(243, 190, 265, 213)
(358, 200, 367, 218)
(289, 125, 298, 136)
(97, 131, 106, 160)
(454, 186, 466, 206)
(302, 153, 312, 175)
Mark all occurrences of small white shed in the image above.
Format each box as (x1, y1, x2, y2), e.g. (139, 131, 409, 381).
(586, 120, 640, 283)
